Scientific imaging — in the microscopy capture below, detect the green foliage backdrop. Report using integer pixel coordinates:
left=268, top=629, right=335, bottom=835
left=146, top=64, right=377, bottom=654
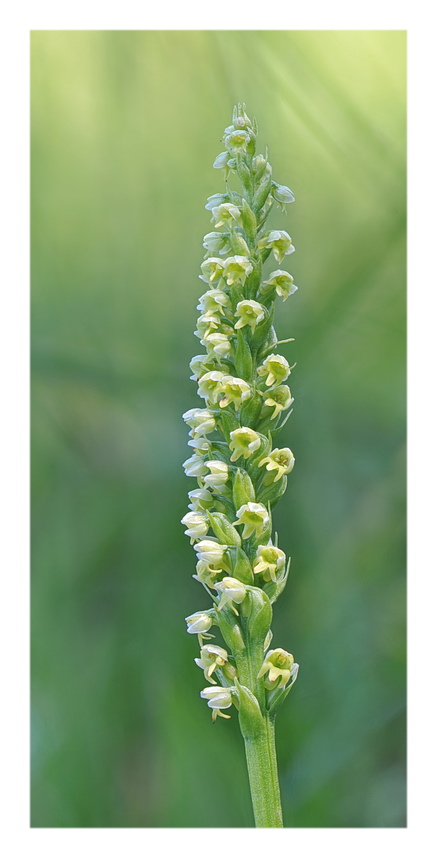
left=31, top=30, right=406, bottom=827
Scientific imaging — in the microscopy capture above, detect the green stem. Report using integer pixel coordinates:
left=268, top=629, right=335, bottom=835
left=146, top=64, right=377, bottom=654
left=235, top=637, right=284, bottom=827
left=242, top=715, right=283, bottom=827
left=266, top=714, right=283, bottom=818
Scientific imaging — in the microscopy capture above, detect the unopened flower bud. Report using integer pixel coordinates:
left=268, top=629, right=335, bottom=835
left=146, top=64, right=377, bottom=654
left=272, top=183, right=295, bottom=204
left=225, top=545, right=254, bottom=585
left=252, top=154, right=268, bottom=178
left=213, top=151, right=231, bottom=169
left=232, top=468, right=256, bottom=509
left=208, top=512, right=241, bottom=547
left=203, top=232, right=231, bottom=256
left=205, top=192, right=229, bottom=211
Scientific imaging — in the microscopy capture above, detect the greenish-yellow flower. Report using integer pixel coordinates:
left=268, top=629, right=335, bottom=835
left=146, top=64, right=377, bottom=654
left=261, top=270, right=297, bottom=302
left=257, top=648, right=296, bottom=689
left=253, top=544, right=286, bottom=582
left=259, top=447, right=295, bottom=482
left=257, top=354, right=291, bottom=387
left=229, top=427, right=261, bottom=462
left=223, top=256, right=253, bottom=286
left=235, top=299, right=266, bottom=334
left=233, top=502, right=269, bottom=539
left=257, top=229, right=295, bottom=263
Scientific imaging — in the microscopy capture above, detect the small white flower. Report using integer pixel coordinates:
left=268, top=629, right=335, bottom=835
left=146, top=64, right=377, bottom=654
left=199, top=259, right=226, bottom=285
left=197, top=371, right=228, bottom=403
left=195, top=312, right=222, bottom=340
left=205, top=193, right=229, bottom=211
left=182, top=454, right=208, bottom=478
left=215, top=576, right=247, bottom=613
left=194, top=558, right=224, bottom=588
left=261, top=270, right=297, bottom=302
left=203, top=331, right=233, bottom=358
left=213, top=151, right=231, bottom=169
left=181, top=511, right=210, bottom=539
left=212, top=203, right=242, bottom=228
left=182, top=408, right=216, bottom=437
left=189, top=354, right=215, bottom=381
left=188, top=488, right=214, bottom=511
left=204, top=460, right=229, bottom=489
left=235, top=300, right=266, bottom=334
left=257, top=230, right=295, bottom=263
left=197, top=289, right=230, bottom=315
left=194, top=539, right=227, bottom=566
left=195, top=644, right=229, bottom=683
left=187, top=437, right=209, bottom=454
left=185, top=611, right=214, bottom=634
left=200, top=685, right=235, bottom=721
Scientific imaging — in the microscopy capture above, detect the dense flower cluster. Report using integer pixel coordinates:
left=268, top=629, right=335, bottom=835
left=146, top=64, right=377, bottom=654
left=182, top=104, right=299, bottom=723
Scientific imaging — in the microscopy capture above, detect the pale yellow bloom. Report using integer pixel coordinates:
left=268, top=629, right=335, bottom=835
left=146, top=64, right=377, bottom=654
left=259, top=448, right=295, bottom=482
left=235, top=300, right=266, bottom=334
left=233, top=502, right=269, bottom=539
left=257, top=648, right=295, bottom=689
left=229, top=427, right=261, bottom=462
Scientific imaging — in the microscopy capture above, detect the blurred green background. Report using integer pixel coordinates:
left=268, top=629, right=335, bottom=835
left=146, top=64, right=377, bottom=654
left=31, top=30, right=406, bottom=827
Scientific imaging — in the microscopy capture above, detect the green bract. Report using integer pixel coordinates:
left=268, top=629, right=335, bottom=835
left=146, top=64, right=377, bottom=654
left=181, top=103, right=301, bottom=828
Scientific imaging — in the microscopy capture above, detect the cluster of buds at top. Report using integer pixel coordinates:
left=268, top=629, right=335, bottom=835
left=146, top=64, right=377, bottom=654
left=182, top=104, right=299, bottom=725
